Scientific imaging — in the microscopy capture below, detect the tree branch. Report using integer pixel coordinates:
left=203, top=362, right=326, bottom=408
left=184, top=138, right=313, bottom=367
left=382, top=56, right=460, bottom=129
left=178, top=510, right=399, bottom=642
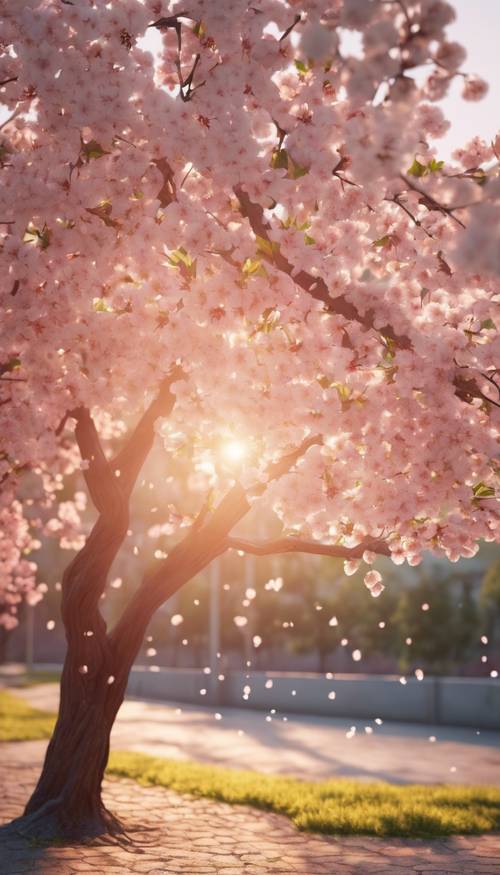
left=111, top=425, right=329, bottom=666
left=109, top=482, right=251, bottom=669
left=234, top=185, right=412, bottom=350
left=225, top=534, right=391, bottom=558
left=61, top=373, right=182, bottom=643
left=69, top=367, right=183, bottom=512
left=111, top=368, right=182, bottom=498
left=250, top=434, right=323, bottom=496
left=279, top=14, right=301, bottom=42
left=71, top=407, right=122, bottom=517
left=386, top=194, right=434, bottom=238
left=399, top=175, right=466, bottom=229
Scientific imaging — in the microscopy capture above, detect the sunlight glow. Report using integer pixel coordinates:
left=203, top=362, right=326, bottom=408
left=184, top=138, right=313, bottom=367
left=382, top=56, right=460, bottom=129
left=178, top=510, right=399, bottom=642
left=221, top=439, right=247, bottom=464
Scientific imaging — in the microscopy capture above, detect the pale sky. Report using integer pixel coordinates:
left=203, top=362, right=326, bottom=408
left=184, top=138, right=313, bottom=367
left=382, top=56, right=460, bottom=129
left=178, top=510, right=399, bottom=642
left=439, top=0, right=500, bottom=157
left=1, top=2, right=496, bottom=158
left=138, top=1, right=499, bottom=160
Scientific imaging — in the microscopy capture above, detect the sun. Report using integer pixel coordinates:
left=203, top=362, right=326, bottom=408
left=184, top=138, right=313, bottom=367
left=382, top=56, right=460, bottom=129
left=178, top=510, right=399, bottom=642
left=221, top=439, right=247, bottom=464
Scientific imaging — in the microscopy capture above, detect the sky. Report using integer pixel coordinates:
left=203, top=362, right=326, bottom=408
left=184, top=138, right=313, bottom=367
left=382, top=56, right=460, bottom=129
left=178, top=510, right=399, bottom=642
left=138, top=0, right=499, bottom=159
left=439, top=0, right=500, bottom=157
left=1, top=2, right=497, bottom=158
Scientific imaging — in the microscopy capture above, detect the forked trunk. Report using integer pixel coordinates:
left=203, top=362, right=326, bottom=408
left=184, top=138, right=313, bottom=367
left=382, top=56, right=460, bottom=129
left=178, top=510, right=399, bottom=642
left=1, top=391, right=310, bottom=844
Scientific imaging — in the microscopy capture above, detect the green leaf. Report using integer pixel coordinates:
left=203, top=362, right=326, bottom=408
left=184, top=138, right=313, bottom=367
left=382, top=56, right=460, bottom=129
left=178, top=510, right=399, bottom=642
left=294, top=59, right=310, bottom=74
left=0, top=357, right=21, bottom=376
left=166, top=247, right=197, bottom=278
left=92, top=297, right=114, bottom=313
left=271, top=148, right=289, bottom=170
left=468, top=168, right=487, bottom=186
left=271, top=148, right=308, bottom=178
left=333, top=383, right=351, bottom=403
left=242, top=257, right=267, bottom=278
left=249, top=307, right=280, bottom=338
left=255, top=235, right=279, bottom=257
left=427, top=158, right=445, bottom=173
left=81, top=139, right=109, bottom=162
left=480, top=318, right=496, bottom=331
left=86, top=201, right=120, bottom=229
left=23, top=223, right=51, bottom=250
left=472, top=482, right=495, bottom=499
left=287, top=156, right=309, bottom=179
left=407, top=157, right=444, bottom=177
left=281, top=216, right=311, bottom=231
left=372, top=234, right=393, bottom=249
left=304, top=233, right=315, bottom=245
left=192, top=20, right=205, bottom=38
left=407, top=158, right=427, bottom=178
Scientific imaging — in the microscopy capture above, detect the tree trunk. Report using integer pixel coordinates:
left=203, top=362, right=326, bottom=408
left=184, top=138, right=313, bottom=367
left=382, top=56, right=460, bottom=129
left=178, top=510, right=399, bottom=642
left=8, top=631, right=130, bottom=842
left=1, top=391, right=327, bottom=844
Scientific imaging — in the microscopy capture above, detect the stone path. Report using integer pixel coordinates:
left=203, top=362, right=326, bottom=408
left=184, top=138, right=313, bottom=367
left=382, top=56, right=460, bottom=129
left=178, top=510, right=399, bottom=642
left=14, top=684, right=500, bottom=786
left=1, top=742, right=500, bottom=874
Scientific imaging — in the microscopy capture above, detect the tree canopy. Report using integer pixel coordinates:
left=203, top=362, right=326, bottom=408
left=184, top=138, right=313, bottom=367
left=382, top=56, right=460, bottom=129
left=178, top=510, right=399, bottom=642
left=1, top=0, right=499, bottom=630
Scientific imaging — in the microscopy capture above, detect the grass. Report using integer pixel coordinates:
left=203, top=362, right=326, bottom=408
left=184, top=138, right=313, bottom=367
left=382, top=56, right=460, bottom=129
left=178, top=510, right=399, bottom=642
left=107, top=750, right=500, bottom=838
left=1, top=690, right=500, bottom=838
left=0, top=689, right=55, bottom=741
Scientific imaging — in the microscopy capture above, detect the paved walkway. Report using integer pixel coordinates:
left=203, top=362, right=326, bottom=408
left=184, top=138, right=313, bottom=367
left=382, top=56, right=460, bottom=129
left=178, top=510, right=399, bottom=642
left=14, top=684, right=500, bottom=785
left=1, top=742, right=500, bottom=874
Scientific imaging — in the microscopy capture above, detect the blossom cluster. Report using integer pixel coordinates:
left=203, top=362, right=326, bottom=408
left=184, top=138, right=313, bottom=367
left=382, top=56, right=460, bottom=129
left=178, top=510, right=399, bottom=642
left=0, top=498, right=43, bottom=629
left=0, top=0, right=498, bottom=615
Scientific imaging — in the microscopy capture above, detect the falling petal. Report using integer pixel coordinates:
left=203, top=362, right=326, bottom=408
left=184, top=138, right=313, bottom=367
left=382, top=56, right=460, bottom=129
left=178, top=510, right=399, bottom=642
left=171, top=614, right=183, bottom=626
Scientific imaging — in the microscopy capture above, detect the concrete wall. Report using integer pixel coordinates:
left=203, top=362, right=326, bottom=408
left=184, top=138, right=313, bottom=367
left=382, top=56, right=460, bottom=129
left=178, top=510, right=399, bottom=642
left=122, top=666, right=500, bottom=730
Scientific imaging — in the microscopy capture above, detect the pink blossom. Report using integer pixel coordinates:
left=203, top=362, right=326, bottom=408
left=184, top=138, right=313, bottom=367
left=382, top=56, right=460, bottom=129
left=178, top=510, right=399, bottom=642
left=461, top=75, right=489, bottom=102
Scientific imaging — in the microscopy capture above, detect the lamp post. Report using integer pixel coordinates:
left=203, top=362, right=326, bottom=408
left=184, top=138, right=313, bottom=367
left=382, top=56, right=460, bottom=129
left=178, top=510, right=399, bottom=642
left=208, top=557, right=221, bottom=705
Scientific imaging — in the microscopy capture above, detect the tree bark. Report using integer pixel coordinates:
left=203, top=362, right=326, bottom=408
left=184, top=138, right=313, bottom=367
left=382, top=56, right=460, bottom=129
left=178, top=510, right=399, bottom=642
left=19, top=658, right=126, bottom=840
left=11, top=532, right=133, bottom=841
left=3, top=385, right=180, bottom=842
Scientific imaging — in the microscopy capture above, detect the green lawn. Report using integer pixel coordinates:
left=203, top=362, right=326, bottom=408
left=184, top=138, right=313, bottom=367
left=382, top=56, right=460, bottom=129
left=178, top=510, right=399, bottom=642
left=108, top=751, right=500, bottom=838
left=0, top=689, right=55, bottom=741
left=2, top=689, right=500, bottom=838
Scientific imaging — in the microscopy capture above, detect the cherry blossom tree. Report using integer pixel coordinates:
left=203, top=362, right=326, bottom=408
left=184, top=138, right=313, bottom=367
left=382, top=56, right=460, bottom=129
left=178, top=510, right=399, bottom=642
left=0, top=0, right=498, bottom=842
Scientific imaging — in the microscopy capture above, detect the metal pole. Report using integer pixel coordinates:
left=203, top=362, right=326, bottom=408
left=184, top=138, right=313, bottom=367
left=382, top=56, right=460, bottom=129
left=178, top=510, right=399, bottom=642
left=244, top=554, right=255, bottom=665
left=208, top=558, right=221, bottom=705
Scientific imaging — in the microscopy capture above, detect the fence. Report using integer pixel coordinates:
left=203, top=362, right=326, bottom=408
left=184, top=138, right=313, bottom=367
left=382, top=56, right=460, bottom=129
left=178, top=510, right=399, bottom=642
left=123, top=666, right=500, bottom=730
